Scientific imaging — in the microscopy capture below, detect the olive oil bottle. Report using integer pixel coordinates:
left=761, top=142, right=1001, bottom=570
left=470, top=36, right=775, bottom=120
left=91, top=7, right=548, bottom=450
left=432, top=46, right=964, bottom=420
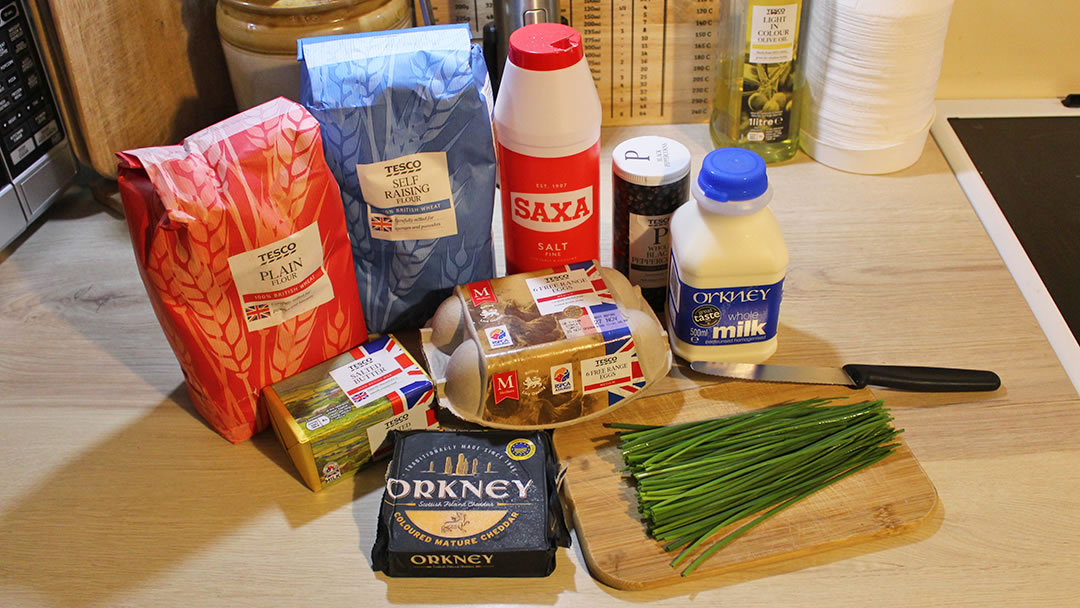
left=710, top=0, right=803, bottom=163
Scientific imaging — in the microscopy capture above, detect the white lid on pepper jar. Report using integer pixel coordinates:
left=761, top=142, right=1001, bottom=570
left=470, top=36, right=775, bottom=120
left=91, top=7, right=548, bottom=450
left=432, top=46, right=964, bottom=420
left=612, top=136, right=692, bottom=187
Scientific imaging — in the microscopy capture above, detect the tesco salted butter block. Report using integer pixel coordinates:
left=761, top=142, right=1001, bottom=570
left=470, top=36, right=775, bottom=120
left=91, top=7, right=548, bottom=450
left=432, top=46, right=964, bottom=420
left=422, top=261, right=672, bottom=429
left=264, top=335, right=437, bottom=491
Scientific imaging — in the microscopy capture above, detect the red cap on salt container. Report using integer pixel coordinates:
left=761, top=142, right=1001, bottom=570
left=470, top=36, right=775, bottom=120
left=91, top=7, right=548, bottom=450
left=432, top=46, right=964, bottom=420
left=507, top=23, right=583, bottom=72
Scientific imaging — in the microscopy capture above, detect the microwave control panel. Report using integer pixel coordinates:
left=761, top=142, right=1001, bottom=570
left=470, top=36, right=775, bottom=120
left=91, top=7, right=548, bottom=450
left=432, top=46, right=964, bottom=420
left=0, top=0, right=76, bottom=251
left=0, top=0, right=64, bottom=178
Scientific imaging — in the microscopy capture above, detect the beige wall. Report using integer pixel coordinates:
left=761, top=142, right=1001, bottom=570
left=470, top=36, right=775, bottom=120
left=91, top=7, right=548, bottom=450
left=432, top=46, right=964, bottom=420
left=938, top=0, right=1080, bottom=98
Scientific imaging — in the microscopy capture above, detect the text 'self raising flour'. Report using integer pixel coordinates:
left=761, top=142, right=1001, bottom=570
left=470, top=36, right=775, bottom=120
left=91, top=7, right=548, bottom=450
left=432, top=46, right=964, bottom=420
left=494, top=23, right=602, bottom=274
left=668, top=148, right=789, bottom=364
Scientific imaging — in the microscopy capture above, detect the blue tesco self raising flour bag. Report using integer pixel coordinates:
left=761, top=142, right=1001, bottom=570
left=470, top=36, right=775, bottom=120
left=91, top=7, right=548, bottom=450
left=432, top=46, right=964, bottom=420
left=299, top=24, right=497, bottom=333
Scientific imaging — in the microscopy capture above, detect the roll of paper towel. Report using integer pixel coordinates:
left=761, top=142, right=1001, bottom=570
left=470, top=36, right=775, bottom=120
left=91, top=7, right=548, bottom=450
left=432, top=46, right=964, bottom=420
left=799, top=0, right=956, bottom=174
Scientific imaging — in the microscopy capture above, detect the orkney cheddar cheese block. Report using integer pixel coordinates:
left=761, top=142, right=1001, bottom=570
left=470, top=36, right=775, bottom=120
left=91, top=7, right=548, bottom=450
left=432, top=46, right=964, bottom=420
left=371, top=430, right=570, bottom=577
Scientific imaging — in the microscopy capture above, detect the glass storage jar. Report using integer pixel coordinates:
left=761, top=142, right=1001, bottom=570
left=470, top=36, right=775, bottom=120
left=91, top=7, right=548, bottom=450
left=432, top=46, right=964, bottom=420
left=217, top=0, right=413, bottom=110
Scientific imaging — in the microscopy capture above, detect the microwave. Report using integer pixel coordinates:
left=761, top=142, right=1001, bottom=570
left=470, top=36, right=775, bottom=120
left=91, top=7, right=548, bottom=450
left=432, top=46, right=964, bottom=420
left=0, top=0, right=76, bottom=251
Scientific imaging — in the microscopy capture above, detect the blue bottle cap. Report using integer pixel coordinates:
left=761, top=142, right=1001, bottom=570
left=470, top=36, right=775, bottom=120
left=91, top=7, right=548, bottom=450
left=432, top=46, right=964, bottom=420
left=697, top=148, right=768, bottom=202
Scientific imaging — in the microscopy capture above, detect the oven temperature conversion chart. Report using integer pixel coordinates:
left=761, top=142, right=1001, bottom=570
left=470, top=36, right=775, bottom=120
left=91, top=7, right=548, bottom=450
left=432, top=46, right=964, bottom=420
left=417, top=0, right=720, bottom=125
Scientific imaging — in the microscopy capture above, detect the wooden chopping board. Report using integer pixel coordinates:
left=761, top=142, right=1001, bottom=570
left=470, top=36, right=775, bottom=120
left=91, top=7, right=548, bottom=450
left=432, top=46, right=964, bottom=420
left=552, top=379, right=939, bottom=590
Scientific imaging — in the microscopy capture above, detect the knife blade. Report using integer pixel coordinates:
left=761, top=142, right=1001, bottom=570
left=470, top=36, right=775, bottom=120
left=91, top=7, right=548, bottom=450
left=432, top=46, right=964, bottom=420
left=689, top=361, right=1001, bottom=392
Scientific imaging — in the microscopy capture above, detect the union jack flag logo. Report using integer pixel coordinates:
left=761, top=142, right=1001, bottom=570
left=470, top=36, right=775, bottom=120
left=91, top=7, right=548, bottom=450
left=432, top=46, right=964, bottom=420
left=370, top=214, right=393, bottom=232
left=245, top=303, right=271, bottom=322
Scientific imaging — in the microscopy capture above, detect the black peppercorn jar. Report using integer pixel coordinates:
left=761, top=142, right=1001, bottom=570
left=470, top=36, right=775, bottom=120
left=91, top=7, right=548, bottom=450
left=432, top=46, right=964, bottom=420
left=612, top=136, right=691, bottom=314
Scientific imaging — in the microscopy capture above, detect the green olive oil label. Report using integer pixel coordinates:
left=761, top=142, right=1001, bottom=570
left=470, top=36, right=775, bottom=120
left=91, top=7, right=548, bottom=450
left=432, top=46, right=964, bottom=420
left=743, top=3, right=800, bottom=144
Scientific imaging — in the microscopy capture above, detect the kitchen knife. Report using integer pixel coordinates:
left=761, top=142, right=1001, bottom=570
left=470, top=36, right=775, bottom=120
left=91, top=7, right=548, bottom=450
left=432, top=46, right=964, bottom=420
left=689, top=361, right=1001, bottom=392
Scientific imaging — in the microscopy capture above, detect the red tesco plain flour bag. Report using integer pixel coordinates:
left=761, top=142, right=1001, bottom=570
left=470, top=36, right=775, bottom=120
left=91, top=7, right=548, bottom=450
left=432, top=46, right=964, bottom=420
left=117, top=98, right=367, bottom=443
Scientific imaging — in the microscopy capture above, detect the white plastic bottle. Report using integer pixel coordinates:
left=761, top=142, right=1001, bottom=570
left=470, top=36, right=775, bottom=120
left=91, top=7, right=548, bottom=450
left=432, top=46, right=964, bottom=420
left=494, top=23, right=602, bottom=274
left=667, top=147, right=788, bottom=363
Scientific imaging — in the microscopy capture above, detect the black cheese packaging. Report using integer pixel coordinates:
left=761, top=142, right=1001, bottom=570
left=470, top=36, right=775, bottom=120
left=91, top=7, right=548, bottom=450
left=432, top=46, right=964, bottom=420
left=422, top=261, right=672, bottom=428
left=371, top=430, right=570, bottom=577
left=264, top=335, right=437, bottom=492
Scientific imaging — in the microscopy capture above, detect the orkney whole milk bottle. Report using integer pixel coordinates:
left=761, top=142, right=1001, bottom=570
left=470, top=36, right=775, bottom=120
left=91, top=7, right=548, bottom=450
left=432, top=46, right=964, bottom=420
left=495, top=23, right=602, bottom=273
left=668, top=147, right=788, bottom=363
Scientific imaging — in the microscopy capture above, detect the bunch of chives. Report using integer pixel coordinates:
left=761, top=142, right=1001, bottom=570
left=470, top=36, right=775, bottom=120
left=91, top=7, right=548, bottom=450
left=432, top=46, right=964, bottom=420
left=607, top=398, right=902, bottom=576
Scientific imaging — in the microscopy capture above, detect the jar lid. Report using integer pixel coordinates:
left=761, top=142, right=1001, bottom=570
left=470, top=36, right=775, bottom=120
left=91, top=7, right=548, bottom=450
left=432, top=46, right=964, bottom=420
left=507, top=23, right=583, bottom=72
left=612, top=136, right=692, bottom=187
left=697, top=148, right=768, bottom=202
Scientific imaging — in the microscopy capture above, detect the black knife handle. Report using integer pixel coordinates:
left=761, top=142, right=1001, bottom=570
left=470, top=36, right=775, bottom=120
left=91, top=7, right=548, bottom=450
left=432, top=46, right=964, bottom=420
left=842, top=364, right=1001, bottom=392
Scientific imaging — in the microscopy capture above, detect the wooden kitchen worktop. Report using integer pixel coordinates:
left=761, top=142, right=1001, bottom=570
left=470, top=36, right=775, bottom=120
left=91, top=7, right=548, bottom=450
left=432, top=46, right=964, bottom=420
left=1, top=125, right=1077, bottom=607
